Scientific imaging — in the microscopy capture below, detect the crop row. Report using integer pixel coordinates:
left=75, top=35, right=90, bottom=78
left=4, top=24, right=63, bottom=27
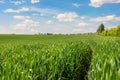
left=0, top=41, right=92, bottom=80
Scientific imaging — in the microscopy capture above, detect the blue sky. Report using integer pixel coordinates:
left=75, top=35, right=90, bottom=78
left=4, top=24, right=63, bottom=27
left=0, top=0, right=120, bottom=34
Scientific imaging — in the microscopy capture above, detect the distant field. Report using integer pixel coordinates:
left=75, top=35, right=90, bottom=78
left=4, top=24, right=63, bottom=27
left=0, top=34, right=120, bottom=80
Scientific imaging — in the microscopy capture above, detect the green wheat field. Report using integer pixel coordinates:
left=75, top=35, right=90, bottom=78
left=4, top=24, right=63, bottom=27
left=0, top=34, right=120, bottom=80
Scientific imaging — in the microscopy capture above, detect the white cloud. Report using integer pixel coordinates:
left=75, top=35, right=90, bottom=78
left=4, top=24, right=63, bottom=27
left=46, top=20, right=53, bottom=24
left=30, top=28, right=37, bottom=32
left=55, top=12, right=78, bottom=22
left=77, top=22, right=88, bottom=27
left=40, top=13, right=44, bottom=16
left=32, top=13, right=44, bottom=16
left=32, top=13, right=39, bottom=16
left=89, top=0, right=120, bottom=7
left=4, top=7, right=29, bottom=13
left=31, top=0, right=40, bottom=4
left=13, top=15, right=30, bottom=20
left=73, top=3, right=80, bottom=7
left=71, top=21, right=95, bottom=33
left=90, top=15, right=120, bottom=22
left=72, top=28, right=96, bottom=33
left=73, top=28, right=87, bottom=33
left=10, top=1, right=23, bottom=5
left=13, top=19, right=39, bottom=31
left=73, top=24, right=96, bottom=33
left=4, top=7, right=59, bottom=16
left=30, top=7, right=60, bottom=15
left=80, top=16, right=86, bottom=19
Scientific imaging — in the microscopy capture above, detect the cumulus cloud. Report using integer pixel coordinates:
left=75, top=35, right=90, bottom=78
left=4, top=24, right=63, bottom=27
left=77, top=22, right=88, bottom=27
left=13, top=15, right=30, bottom=20
left=55, top=12, right=78, bottom=22
left=46, top=20, right=53, bottom=24
left=73, top=3, right=80, bottom=7
left=13, top=19, right=39, bottom=31
left=89, top=0, right=120, bottom=7
left=4, top=7, right=29, bottom=13
left=31, top=0, right=40, bottom=4
left=90, top=15, right=120, bottom=22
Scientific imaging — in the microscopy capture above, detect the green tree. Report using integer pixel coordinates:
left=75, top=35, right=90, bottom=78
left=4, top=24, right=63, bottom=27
left=96, top=24, right=105, bottom=34
left=101, top=25, right=120, bottom=36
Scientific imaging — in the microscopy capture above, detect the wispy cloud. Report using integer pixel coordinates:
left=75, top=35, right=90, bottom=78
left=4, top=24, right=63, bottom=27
left=32, top=13, right=44, bottom=16
left=73, top=23, right=96, bottom=33
left=30, top=7, right=60, bottom=15
left=90, top=15, right=120, bottom=23
left=10, top=1, right=23, bottom=5
left=13, top=15, right=30, bottom=20
left=89, top=0, right=120, bottom=7
left=31, top=0, right=40, bottom=4
left=46, top=20, right=53, bottom=24
left=1, top=0, right=40, bottom=4
left=72, top=3, right=80, bottom=8
left=4, top=7, right=30, bottom=13
left=4, top=7, right=61, bottom=16
left=72, top=28, right=96, bottom=33
left=77, top=22, right=88, bottom=27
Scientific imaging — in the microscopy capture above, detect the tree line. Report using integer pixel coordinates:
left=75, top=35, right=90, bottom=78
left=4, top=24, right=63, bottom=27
left=96, top=24, right=120, bottom=37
